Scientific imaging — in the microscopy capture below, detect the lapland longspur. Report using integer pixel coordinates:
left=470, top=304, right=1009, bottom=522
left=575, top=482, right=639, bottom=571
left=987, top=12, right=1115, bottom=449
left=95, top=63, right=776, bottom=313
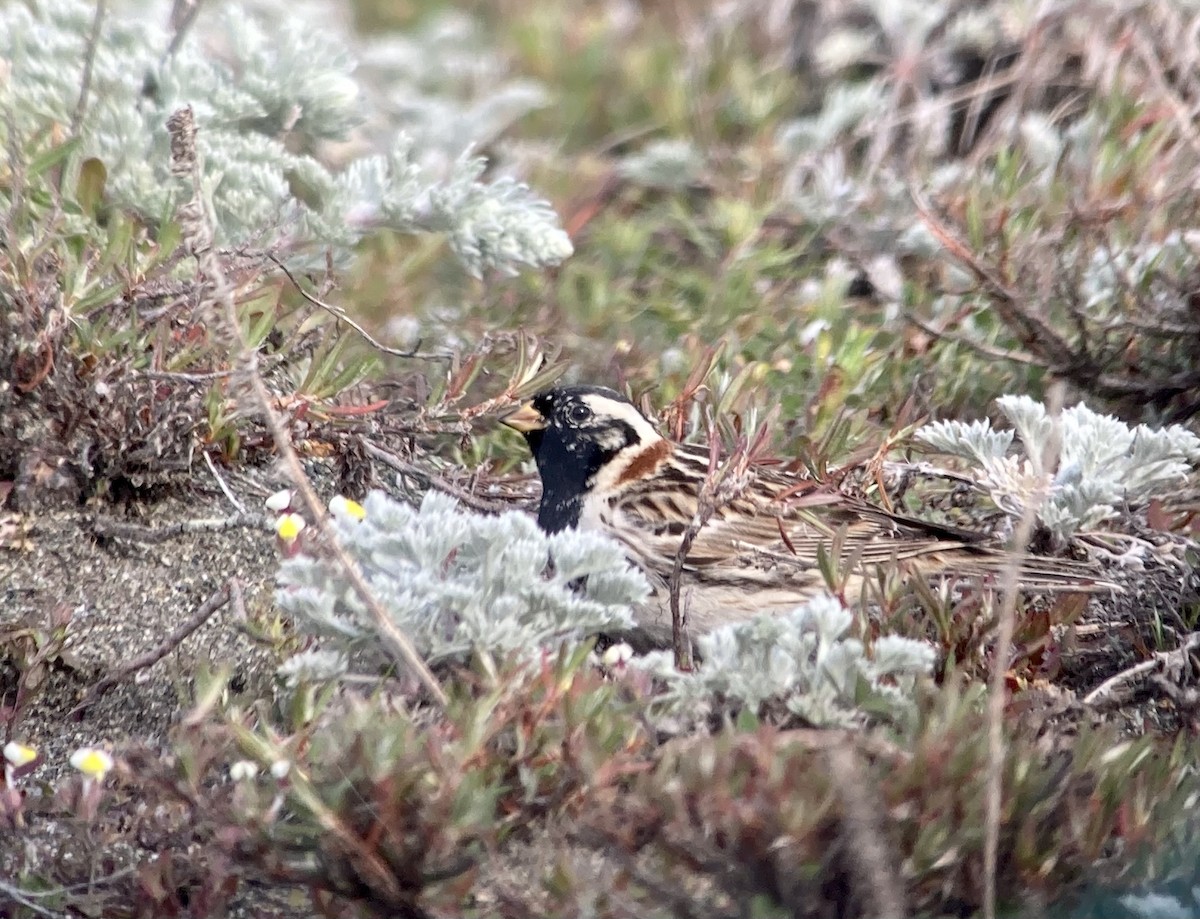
left=503, top=384, right=1109, bottom=645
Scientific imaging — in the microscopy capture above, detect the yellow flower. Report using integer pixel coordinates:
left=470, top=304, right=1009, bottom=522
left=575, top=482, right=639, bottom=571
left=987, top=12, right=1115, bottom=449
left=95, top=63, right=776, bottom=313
left=329, top=495, right=366, bottom=521
left=69, top=747, right=114, bottom=781
left=275, top=513, right=307, bottom=543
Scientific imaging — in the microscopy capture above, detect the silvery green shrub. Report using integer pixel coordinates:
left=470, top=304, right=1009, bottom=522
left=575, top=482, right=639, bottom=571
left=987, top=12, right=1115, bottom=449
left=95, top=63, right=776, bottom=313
left=0, top=0, right=572, bottom=276
left=634, top=593, right=935, bottom=729
left=917, top=395, right=1200, bottom=541
left=276, top=491, right=645, bottom=667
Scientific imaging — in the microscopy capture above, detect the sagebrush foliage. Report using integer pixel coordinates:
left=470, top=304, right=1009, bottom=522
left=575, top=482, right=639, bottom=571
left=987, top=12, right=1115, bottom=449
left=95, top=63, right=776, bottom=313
left=4, top=1, right=1200, bottom=916
left=0, top=0, right=572, bottom=276
left=636, top=592, right=935, bottom=729
left=917, top=395, right=1200, bottom=540
left=0, top=0, right=576, bottom=499
left=276, top=491, right=645, bottom=667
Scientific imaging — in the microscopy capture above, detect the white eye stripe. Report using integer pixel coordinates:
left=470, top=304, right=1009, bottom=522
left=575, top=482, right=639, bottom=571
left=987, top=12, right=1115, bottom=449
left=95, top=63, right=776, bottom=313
left=579, top=394, right=660, bottom=444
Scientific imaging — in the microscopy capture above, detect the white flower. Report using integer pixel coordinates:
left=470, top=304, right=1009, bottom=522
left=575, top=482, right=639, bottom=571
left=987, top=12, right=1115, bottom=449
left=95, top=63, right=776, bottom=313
left=270, top=759, right=292, bottom=780
left=601, top=642, right=634, bottom=668
left=266, top=489, right=294, bottom=512
left=3, top=742, right=36, bottom=768
left=229, top=760, right=260, bottom=782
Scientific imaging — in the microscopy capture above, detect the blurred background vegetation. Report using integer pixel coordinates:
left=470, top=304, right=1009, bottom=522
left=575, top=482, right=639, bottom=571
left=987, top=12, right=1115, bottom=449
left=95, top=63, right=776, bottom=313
left=342, top=0, right=1200, bottom=476
left=6, top=0, right=1199, bottom=481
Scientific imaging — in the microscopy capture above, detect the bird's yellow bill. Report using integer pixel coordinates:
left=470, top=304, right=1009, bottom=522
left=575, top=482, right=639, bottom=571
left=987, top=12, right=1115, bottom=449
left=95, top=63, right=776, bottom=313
left=501, top=401, right=547, bottom=433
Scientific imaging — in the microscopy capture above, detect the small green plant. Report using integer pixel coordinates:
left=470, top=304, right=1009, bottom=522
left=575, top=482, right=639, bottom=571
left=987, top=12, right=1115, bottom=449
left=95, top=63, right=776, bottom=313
left=0, top=0, right=574, bottom=496
left=223, top=649, right=649, bottom=915
left=580, top=681, right=1200, bottom=919
left=0, top=605, right=74, bottom=740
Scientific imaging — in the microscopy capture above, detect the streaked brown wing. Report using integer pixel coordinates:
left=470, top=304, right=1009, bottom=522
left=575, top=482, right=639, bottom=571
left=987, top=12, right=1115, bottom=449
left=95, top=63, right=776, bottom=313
left=614, top=459, right=976, bottom=579
left=610, top=447, right=1108, bottom=592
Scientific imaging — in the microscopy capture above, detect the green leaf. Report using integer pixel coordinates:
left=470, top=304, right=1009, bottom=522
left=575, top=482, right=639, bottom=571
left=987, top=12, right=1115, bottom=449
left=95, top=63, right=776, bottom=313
left=735, top=706, right=760, bottom=732
left=76, top=157, right=107, bottom=219
left=95, top=212, right=135, bottom=276
left=27, top=136, right=82, bottom=179
left=240, top=295, right=279, bottom=349
left=148, top=220, right=183, bottom=269
left=72, top=282, right=125, bottom=313
left=316, top=353, right=377, bottom=399
left=298, top=333, right=359, bottom=398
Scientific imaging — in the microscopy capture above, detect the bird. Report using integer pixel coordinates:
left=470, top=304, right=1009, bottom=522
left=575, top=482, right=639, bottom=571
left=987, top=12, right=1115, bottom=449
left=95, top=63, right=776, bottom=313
left=502, top=384, right=1111, bottom=646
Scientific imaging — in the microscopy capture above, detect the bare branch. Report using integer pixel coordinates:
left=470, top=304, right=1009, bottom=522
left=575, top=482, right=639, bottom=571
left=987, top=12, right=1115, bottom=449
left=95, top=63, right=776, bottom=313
left=826, top=745, right=905, bottom=919
left=667, top=412, right=771, bottom=668
left=163, top=0, right=206, bottom=61
left=70, top=0, right=107, bottom=139
left=912, top=190, right=1079, bottom=367
left=91, top=512, right=265, bottom=543
left=904, top=311, right=1042, bottom=366
left=1130, top=23, right=1200, bottom=158
left=364, top=441, right=528, bottom=514
left=203, top=449, right=247, bottom=514
left=71, top=582, right=232, bottom=716
left=268, top=254, right=452, bottom=363
left=982, top=382, right=1063, bottom=919
left=1083, top=631, right=1200, bottom=705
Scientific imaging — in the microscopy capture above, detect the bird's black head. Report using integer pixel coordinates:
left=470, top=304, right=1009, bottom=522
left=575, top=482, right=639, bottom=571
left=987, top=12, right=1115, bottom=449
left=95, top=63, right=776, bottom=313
left=501, top=385, right=662, bottom=532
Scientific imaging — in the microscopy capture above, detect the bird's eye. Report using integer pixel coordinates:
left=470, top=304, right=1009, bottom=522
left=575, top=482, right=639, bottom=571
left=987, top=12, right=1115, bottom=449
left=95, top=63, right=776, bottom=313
left=567, top=403, right=592, bottom=424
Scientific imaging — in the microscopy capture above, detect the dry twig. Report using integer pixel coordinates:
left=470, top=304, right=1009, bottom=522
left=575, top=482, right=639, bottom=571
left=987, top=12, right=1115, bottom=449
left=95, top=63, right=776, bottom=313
left=912, top=190, right=1076, bottom=366
left=164, top=0, right=207, bottom=60
left=363, top=442, right=525, bottom=514
left=203, top=449, right=248, bottom=514
left=71, top=582, right=233, bottom=716
left=268, top=254, right=452, bottom=363
left=91, top=512, right=265, bottom=543
left=912, top=190, right=1200, bottom=409
left=982, top=383, right=1063, bottom=919
left=826, top=745, right=905, bottom=919
left=904, top=310, right=1042, bottom=366
left=667, top=414, right=772, bottom=669
left=1083, top=631, right=1200, bottom=705
left=70, top=0, right=106, bottom=139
